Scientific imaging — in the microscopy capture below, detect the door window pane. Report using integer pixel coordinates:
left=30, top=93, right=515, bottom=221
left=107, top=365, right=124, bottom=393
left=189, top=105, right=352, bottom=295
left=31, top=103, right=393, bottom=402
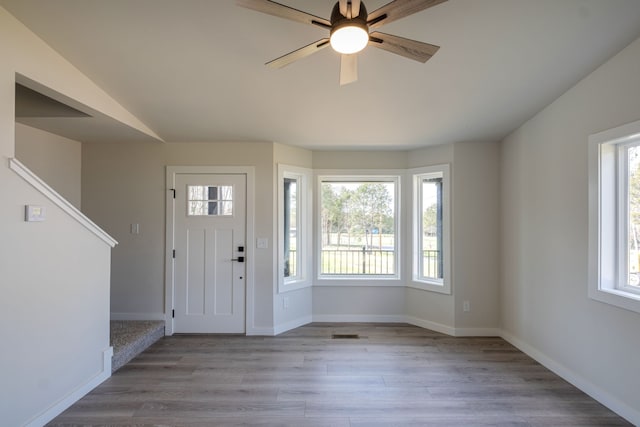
left=187, top=185, right=233, bottom=216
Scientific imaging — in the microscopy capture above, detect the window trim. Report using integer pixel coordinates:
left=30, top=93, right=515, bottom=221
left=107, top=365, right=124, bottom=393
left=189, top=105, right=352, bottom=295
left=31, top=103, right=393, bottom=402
left=315, top=171, right=402, bottom=285
left=588, top=119, right=640, bottom=314
left=277, top=164, right=312, bottom=293
left=409, top=164, right=451, bottom=294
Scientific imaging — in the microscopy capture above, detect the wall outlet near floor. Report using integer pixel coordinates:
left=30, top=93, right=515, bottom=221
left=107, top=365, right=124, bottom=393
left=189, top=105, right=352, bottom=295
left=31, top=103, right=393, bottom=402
left=463, top=300, right=470, bottom=312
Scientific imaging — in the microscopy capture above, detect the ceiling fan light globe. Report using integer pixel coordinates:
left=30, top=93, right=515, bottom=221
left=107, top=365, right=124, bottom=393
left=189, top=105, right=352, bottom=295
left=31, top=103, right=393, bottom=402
left=330, top=26, right=369, bottom=54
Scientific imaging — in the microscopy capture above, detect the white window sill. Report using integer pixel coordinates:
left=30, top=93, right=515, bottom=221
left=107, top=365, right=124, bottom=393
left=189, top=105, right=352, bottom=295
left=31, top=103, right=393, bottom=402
left=407, top=280, right=451, bottom=295
left=588, top=286, right=640, bottom=314
left=279, top=279, right=312, bottom=293
left=314, top=277, right=403, bottom=287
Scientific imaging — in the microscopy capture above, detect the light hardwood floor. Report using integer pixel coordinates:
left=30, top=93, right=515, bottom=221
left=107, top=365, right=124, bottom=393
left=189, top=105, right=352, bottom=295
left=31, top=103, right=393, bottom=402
left=47, top=323, right=631, bottom=426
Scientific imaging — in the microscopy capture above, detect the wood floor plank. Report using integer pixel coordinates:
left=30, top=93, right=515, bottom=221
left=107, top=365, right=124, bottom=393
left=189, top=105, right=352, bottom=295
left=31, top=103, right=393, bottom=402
left=46, top=323, right=632, bottom=426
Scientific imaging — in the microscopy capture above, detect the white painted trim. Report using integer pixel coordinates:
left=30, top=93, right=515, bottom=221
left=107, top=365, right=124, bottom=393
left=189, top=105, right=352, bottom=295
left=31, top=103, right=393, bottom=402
left=500, top=330, right=639, bottom=425
left=452, top=327, right=501, bottom=337
left=25, top=347, right=113, bottom=427
left=246, top=326, right=275, bottom=336
left=9, top=158, right=117, bottom=248
left=588, top=121, right=640, bottom=315
left=277, top=164, right=313, bottom=293
left=308, top=315, right=495, bottom=338
left=408, top=164, right=452, bottom=295
left=274, top=315, right=313, bottom=336
left=165, top=166, right=256, bottom=336
left=312, top=314, right=408, bottom=323
left=314, top=170, right=404, bottom=283
left=404, top=315, right=456, bottom=336
left=110, top=312, right=165, bottom=321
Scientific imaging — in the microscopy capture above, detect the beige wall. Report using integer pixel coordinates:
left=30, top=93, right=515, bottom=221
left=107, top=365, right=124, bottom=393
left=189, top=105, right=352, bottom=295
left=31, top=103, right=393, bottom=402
left=83, top=139, right=502, bottom=335
left=82, top=141, right=276, bottom=330
left=273, top=143, right=314, bottom=331
left=405, top=144, right=456, bottom=329
left=452, top=141, right=500, bottom=330
left=15, top=123, right=82, bottom=207
left=500, top=35, right=640, bottom=421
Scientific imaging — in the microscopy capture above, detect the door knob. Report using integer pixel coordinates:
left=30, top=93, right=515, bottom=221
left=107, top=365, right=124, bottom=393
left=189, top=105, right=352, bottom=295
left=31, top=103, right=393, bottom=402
left=231, top=256, right=245, bottom=262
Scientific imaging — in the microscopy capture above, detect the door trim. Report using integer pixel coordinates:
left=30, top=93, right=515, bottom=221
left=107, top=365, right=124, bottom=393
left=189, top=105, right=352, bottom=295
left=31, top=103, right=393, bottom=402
left=165, top=166, right=255, bottom=336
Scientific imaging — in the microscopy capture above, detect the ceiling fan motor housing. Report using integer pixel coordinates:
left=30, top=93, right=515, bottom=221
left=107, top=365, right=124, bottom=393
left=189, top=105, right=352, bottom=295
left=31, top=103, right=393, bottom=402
left=330, top=1, right=369, bottom=36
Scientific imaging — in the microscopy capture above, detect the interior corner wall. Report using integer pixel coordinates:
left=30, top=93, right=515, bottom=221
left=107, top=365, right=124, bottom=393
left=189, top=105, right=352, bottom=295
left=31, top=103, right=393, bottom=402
left=15, top=122, right=82, bottom=208
left=404, top=144, right=456, bottom=331
left=500, top=35, right=640, bottom=422
left=273, top=143, right=314, bottom=332
left=452, top=141, right=500, bottom=332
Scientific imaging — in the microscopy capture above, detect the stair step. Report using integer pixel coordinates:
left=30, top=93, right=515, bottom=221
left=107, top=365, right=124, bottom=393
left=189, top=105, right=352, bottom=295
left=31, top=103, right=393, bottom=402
left=110, top=320, right=164, bottom=373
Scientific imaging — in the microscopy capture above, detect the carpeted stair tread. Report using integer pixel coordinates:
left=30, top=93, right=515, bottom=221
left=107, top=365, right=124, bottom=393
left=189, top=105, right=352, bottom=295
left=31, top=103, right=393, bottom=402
left=110, top=320, right=164, bottom=373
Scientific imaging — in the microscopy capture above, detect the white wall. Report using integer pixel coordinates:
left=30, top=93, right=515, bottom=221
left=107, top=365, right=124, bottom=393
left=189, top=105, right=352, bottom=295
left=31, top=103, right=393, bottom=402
left=15, top=123, right=82, bottom=208
left=0, top=6, right=152, bottom=426
left=500, top=35, right=640, bottom=422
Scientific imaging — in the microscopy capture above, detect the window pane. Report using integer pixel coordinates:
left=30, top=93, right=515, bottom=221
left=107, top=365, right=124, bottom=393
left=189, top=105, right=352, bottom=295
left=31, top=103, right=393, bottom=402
left=284, top=178, right=298, bottom=278
left=187, top=185, right=233, bottom=216
left=421, top=177, right=443, bottom=280
left=628, top=146, right=640, bottom=289
left=320, top=181, right=395, bottom=276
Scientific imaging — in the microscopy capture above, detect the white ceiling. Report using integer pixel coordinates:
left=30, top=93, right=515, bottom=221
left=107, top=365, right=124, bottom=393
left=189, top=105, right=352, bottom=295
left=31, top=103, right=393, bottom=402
left=3, top=0, right=640, bottom=149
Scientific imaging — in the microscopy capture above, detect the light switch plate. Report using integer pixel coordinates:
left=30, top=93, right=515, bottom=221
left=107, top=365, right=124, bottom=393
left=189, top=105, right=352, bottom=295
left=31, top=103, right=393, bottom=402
left=25, top=205, right=45, bottom=222
left=257, top=238, right=268, bottom=249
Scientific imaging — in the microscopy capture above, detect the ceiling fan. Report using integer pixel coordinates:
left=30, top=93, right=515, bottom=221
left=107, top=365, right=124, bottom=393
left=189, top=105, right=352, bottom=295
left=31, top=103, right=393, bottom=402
left=237, top=0, right=447, bottom=85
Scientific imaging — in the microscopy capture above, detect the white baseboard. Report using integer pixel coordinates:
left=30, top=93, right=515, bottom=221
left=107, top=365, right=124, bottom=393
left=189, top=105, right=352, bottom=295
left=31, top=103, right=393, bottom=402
left=110, top=312, right=165, bottom=321
left=500, top=330, right=639, bottom=425
left=404, top=315, right=456, bottom=336
left=26, top=347, right=113, bottom=427
left=312, top=314, right=408, bottom=323
left=453, top=327, right=501, bottom=337
left=274, top=316, right=313, bottom=335
left=246, top=326, right=275, bottom=336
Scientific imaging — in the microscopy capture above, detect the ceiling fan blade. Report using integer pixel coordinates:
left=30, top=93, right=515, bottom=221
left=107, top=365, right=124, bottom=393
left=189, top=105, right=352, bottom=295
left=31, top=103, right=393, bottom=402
left=266, top=38, right=330, bottom=69
left=352, top=0, right=361, bottom=17
left=340, top=54, right=358, bottom=86
left=367, top=0, right=447, bottom=29
left=339, top=0, right=348, bottom=17
left=236, top=0, right=331, bottom=28
left=369, top=31, right=439, bottom=62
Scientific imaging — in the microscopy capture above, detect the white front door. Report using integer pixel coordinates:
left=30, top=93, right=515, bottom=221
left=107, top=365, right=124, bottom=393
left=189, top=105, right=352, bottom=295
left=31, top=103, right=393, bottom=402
left=173, top=173, right=246, bottom=333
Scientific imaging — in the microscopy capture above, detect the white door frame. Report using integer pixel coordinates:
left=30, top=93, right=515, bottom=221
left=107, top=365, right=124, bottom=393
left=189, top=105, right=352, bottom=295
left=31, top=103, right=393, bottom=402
left=165, top=166, right=255, bottom=336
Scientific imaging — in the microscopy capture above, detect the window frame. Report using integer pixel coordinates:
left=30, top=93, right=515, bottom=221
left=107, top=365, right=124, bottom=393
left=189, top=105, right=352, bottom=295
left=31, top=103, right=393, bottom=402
left=315, top=171, right=402, bottom=285
left=409, top=164, right=451, bottom=294
left=277, top=164, right=312, bottom=293
left=588, top=119, right=640, bottom=314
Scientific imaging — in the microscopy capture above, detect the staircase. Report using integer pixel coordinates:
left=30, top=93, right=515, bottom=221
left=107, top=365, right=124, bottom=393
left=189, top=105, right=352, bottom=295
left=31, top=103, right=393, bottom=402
left=110, top=320, right=165, bottom=372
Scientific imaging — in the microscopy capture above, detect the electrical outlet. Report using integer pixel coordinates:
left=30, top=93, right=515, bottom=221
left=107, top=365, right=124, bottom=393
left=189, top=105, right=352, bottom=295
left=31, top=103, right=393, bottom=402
left=283, top=296, right=290, bottom=309
left=463, top=300, right=470, bottom=312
